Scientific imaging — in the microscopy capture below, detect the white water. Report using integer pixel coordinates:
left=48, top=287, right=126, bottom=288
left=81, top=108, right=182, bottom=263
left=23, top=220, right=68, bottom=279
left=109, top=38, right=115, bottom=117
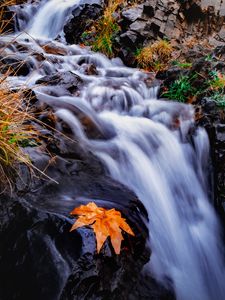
left=2, top=1, right=225, bottom=299
left=25, top=0, right=86, bottom=39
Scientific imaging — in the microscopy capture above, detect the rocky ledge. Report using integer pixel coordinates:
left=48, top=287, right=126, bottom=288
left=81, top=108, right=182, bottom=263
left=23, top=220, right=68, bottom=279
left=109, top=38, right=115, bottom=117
left=63, top=0, right=225, bottom=66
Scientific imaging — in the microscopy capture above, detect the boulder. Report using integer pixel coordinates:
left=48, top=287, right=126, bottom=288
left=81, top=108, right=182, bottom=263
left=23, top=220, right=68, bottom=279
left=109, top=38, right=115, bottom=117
left=0, top=56, right=32, bottom=76
left=36, top=72, right=83, bottom=95
left=121, top=6, right=144, bottom=23
left=0, top=141, right=151, bottom=300
left=64, top=4, right=103, bottom=45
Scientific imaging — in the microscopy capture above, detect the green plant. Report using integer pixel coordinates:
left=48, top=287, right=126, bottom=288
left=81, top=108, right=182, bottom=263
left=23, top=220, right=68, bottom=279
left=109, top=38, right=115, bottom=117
left=211, top=92, right=225, bottom=107
left=172, top=60, right=192, bottom=69
left=209, top=71, right=225, bottom=90
left=205, top=54, right=213, bottom=62
left=91, top=0, right=121, bottom=57
left=207, top=71, right=225, bottom=107
left=162, top=75, right=196, bottom=102
left=136, top=39, right=173, bottom=71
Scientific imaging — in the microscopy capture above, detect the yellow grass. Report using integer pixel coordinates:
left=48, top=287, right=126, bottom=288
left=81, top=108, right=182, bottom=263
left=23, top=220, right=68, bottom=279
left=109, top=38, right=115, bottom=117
left=0, top=0, right=18, bottom=34
left=136, top=39, right=173, bottom=71
left=92, top=0, right=122, bottom=57
left=0, top=81, right=40, bottom=190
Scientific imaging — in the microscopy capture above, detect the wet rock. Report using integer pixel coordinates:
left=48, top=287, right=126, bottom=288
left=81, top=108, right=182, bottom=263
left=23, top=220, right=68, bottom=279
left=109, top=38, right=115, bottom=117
left=196, top=97, right=225, bottom=220
left=42, top=43, right=68, bottom=56
left=118, top=47, right=137, bottom=68
left=0, top=56, right=32, bottom=76
left=78, top=63, right=98, bottom=75
left=64, top=4, right=103, bottom=45
left=0, top=197, right=81, bottom=300
left=128, top=271, right=175, bottom=300
left=36, top=72, right=83, bottom=95
left=0, top=141, right=150, bottom=300
left=0, top=6, right=15, bottom=33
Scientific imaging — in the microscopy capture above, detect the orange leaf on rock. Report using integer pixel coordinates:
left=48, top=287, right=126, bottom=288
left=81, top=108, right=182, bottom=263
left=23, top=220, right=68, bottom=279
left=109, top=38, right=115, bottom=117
left=70, top=202, right=135, bottom=254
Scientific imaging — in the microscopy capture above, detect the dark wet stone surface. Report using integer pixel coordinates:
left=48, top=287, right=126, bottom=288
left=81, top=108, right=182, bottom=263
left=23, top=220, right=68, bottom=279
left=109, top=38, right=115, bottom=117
left=64, top=4, right=103, bottom=45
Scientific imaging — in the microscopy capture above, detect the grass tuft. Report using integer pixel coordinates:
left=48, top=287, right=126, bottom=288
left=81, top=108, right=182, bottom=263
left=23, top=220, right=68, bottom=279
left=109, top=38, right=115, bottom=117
left=90, top=0, right=122, bottom=57
left=136, top=40, right=173, bottom=71
left=0, top=81, right=40, bottom=191
left=162, top=75, right=196, bottom=103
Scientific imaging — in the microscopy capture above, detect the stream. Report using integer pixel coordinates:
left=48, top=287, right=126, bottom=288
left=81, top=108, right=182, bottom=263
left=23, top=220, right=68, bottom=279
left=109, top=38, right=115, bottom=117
left=1, top=0, right=225, bottom=299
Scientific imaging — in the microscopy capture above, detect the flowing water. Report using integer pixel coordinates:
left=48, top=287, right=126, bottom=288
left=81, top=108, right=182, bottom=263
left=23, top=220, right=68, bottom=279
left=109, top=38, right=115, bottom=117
left=2, top=1, right=225, bottom=299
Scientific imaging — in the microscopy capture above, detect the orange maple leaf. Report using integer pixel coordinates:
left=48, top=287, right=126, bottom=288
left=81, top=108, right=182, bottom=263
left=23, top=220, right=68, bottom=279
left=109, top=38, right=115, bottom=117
left=70, top=202, right=135, bottom=254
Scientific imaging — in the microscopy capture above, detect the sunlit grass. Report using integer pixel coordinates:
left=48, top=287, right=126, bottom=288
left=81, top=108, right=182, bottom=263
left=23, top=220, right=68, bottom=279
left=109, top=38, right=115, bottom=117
left=0, top=0, right=18, bottom=34
left=0, top=80, right=40, bottom=190
left=91, top=0, right=122, bottom=57
left=0, top=0, right=41, bottom=191
left=136, top=40, right=173, bottom=71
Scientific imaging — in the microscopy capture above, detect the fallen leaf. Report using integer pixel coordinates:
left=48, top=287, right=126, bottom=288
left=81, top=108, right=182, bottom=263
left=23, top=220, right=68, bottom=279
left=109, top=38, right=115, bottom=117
left=187, top=95, right=197, bottom=104
left=70, top=202, right=135, bottom=254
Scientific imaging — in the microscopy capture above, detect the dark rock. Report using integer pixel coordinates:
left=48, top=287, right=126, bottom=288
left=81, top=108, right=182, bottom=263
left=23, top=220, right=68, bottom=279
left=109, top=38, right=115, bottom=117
left=213, top=45, right=225, bottom=62
left=121, top=6, right=143, bottom=23
left=196, top=97, right=225, bottom=221
left=0, top=56, right=32, bottom=76
left=120, top=30, right=139, bottom=47
left=156, top=67, right=185, bottom=82
left=78, top=63, right=98, bottom=75
left=214, top=61, right=225, bottom=72
left=36, top=72, right=83, bottom=95
left=143, top=3, right=155, bottom=18
left=128, top=271, right=175, bottom=300
left=114, top=0, right=225, bottom=67
left=118, top=47, right=137, bottom=68
left=0, top=6, right=15, bottom=33
left=64, top=4, right=103, bottom=45
left=0, top=197, right=81, bottom=300
left=130, top=20, right=148, bottom=34
left=0, top=139, right=151, bottom=300
left=190, top=57, right=212, bottom=74
left=184, top=48, right=209, bottom=63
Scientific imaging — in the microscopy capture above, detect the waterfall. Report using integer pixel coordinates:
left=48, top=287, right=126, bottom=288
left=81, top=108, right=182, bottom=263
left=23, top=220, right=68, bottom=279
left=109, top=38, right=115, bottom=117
left=26, top=0, right=82, bottom=39
left=23, top=0, right=102, bottom=39
left=95, top=113, right=225, bottom=300
left=1, top=1, right=225, bottom=299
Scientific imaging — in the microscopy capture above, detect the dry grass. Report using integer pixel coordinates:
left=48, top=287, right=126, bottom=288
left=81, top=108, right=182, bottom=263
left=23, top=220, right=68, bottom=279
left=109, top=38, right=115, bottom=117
left=136, top=39, right=173, bottom=71
left=0, top=80, right=40, bottom=191
left=0, top=1, right=62, bottom=192
left=210, top=71, right=225, bottom=90
left=0, top=0, right=18, bottom=34
left=92, top=0, right=122, bottom=57
left=0, top=0, right=42, bottom=192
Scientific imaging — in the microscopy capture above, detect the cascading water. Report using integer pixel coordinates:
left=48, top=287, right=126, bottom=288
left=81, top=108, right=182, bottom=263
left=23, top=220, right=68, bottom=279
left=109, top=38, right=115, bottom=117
left=27, top=0, right=82, bottom=39
left=1, top=0, right=225, bottom=299
left=21, top=0, right=101, bottom=39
